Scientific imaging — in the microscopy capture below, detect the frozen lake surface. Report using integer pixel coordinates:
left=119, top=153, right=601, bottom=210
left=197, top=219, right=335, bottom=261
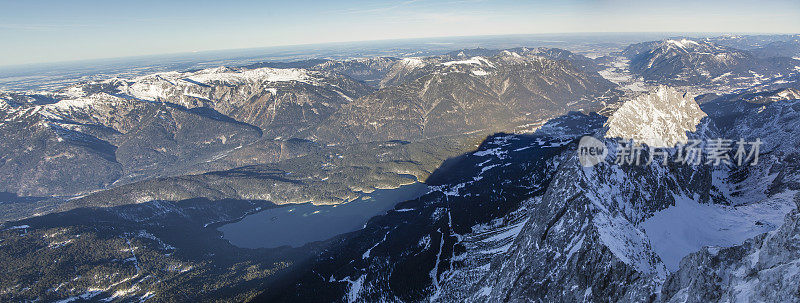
left=218, top=182, right=429, bottom=248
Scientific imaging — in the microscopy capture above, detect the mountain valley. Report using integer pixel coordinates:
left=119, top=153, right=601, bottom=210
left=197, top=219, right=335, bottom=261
left=1, top=33, right=800, bottom=302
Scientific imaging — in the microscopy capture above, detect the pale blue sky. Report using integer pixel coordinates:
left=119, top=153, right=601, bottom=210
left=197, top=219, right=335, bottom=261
left=1, top=0, right=798, bottom=66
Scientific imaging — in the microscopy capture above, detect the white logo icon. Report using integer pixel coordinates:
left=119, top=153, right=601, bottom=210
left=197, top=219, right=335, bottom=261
left=578, top=136, right=607, bottom=167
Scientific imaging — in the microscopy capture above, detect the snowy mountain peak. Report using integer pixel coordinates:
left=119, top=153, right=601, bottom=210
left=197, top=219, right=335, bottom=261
left=186, top=67, right=313, bottom=84
left=398, top=57, right=426, bottom=68
left=658, top=38, right=722, bottom=53
left=440, top=56, right=495, bottom=68
left=605, top=86, right=707, bottom=147
left=665, top=38, right=701, bottom=50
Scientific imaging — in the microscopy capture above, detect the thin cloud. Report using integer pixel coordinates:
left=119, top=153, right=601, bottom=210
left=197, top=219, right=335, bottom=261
left=334, top=0, right=424, bottom=14
left=412, top=12, right=492, bottom=23
left=0, top=23, right=92, bottom=32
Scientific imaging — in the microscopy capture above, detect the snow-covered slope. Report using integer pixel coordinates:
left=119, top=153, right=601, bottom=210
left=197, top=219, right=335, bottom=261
left=605, top=86, right=706, bottom=147
left=438, top=85, right=800, bottom=302
left=661, top=193, right=800, bottom=302
left=61, top=66, right=374, bottom=137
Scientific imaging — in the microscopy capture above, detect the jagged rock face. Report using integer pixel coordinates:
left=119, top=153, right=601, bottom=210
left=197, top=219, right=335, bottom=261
left=317, top=51, right=619, bottom=143
left=477, top=89, right=800, bottom=302
left=605, top=86, right=707, bottom=147
left=440, top=88, right=800, bottom=303
left=624, top=39, right=798, bottom=86
left=468, top=129, right=720, bottom=302
left=477, top=154, right=668, bottom=303
left=661, top=194, right=800, bottom=303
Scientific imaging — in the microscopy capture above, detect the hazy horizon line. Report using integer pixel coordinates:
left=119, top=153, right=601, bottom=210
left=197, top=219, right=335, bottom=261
left=2, top=31, right=797, bottom=69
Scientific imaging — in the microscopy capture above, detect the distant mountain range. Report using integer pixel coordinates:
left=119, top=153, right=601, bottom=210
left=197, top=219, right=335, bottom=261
left=316, top=48, right=619, bottom=143
left=0, top=47, right=617, bottom=203
left=624, top=38, right=800, bottom=86
left=2, top=34, right=800, bottom=303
